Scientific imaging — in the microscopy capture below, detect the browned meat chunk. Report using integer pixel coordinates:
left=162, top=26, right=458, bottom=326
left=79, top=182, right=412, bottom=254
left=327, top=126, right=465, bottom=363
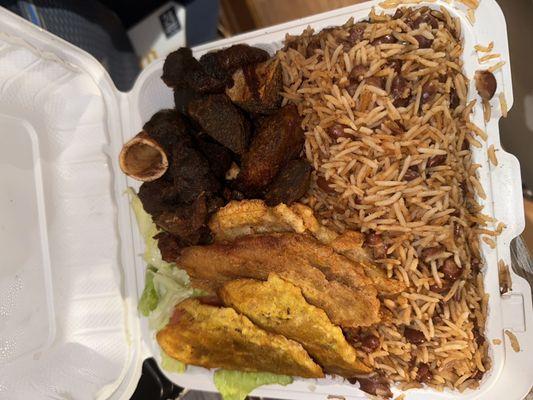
left=170, top=138, right=220, bottom=204
left=199, top=44, right=270, bottom=86
left=155, top=194, right=207, bottom=241
left=138, top=178, right=213, bottom=242
left=162, top=47, right=224, bottom=93
left=155, top=231, right=185, bottom=262
left=226, top=59, right=282, bottom=114
left=187, top=94, right=251, bottom=155
left=264, top=159, right=312, bottom=206
left=173, top=87, right=198, bottom=114
left=194, top=135, right=234, bottom=179
left=138, top=178, right=180, bottom=217
left=236, top=104, right=304, bottom=195
left=138, top=109, right=220, bottom=207
left=143, top=109, right=189, bottom=155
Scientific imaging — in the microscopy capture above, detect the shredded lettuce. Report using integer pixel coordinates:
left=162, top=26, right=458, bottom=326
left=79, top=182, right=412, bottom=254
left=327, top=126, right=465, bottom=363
left=149, top=264, right=194, bottom=330
left=138, top=267, right=158, bottom=317
left=128, top=189, right=194, bottom=328
left=160, top=350, right=186, bottom=374
left=128, top=188, right=172, bottom=270
left=214, top=370, right=292, bottom=400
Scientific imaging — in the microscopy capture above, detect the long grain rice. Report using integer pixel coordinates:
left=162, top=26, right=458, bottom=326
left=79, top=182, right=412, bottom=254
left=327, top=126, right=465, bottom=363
left=488, top=61, right=505, bottom=73
left=279, top=6, right=493, bottom=391
left=478, top=53, right=500, bottom=63
left=488, top=145, right=498, bottom=166
left=499, top=92, right=508, bottom=118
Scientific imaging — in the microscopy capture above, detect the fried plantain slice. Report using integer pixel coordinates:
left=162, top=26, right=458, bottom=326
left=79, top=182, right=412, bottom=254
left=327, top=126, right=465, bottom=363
left=220, top=274, right=372, bottom=376
left=208, top=200, right=405, bottom=295
left=157, top=298, right=323, bottom=378
left=178, top=233, right=380, bottom=327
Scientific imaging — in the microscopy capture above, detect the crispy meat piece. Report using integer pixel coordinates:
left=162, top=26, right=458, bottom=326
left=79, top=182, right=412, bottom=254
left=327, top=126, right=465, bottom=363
left=178, top=233, right=380, bottom=327
left=264, top=159, right=312, bottom=206
left=208, top=200, right=405, bottom=294
left=155, top=232, right=184, bottom=262
left=187, top=94, right=251, bottom=155
left=155, top=193, right=207, bottom=241
left=138, top=179, right=181, bottom=217
left=139, top=182, right=211, bottom=247
left=173, top=87, right=198, bottom=114
left=199, top=44, right=270, bottom=85
left=226, top=59, right=282, bottom=114
left=137, top=113, right=219, bottom=242
left=170, top=138, right=220, bottom=204
left=139, top=109, right=220, bottom=203
left=162, top=47, right=224, bottom=93
left=236, top=104, right=304, bottom=194
left=142, top=109, right=189, bottom=156
left=194, top=134, right=234, bottom=179
left=220, top=274, right=372, bottom=376
left=139, top=110, right=190, bottom=175
left=157, top=298, right=323, bottom=378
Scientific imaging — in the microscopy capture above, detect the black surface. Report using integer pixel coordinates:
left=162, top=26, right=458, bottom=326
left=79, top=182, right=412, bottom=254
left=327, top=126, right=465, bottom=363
left=2, top=0, right=141, bottom=91
left=99, top=0, right=220, bottom=46
left=131, top=358, right=184, bottom=400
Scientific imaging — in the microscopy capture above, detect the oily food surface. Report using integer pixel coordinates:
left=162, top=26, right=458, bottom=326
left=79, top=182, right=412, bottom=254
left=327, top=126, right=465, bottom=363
left=208, top=199, right=405, bottom=295
left=179, top=231, right=381, bottom=328
left=159, top=200, right=380, bottom=379
left=220, top=274, right=372, bottom=376
left=278, top=5, right=491, bottom=392
left=157, top=298, right=324, bottom=378
left=127, top=44, right=314, bottom=258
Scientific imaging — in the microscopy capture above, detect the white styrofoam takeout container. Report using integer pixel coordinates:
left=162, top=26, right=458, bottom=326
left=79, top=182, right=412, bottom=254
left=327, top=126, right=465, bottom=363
left=0, top=0, right=532, bottom=399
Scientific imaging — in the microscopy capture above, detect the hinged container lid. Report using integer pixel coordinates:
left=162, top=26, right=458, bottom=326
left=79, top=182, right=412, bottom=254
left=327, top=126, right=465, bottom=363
left=0, top=7, right=142, bottom=400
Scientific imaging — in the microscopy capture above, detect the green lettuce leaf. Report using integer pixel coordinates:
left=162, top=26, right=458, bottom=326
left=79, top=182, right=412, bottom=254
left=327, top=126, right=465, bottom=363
left=138, top=267, right=158, bottom=317
left=160, top=350, right=186, bottom=374
left=214, top=370, right=293, bottom=400
left=128, top=188, right=172, bottom=270
left=128, top=189, right=194, bottom=327
left=149, top=264, right=194, bottom=331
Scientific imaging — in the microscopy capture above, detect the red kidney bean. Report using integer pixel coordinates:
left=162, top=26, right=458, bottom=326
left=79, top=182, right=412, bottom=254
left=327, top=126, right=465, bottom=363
left=404, top=327, right=426, bottom=344
left=391, top=75, right=408, bottom=100
left=416, top=363, right=433, bottom=383
left=427, top=154, right=447, bottom=168
left=365, top=76, right=384, bottom=88
left=475, top=70, right=497, bottom=100
left=421, top=82, right=437, bottom=104
left=440, top=258, right=461, bottom=281
left=349, top=64, right=368, bottom=82
left=316, top=176, right=335, bottom=193
left=414, top=35, right=433, bottom=49
left=371, top=34, right=396, bottom=45
left=403, top=167, right=420, bottom=181
left=327, top=124, right=350, bottom=139
left=421, top=245, right=444, bottom=261
left=361, top=335, right=380, bottom=353
left=450, top=88, right=460, bottom=109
